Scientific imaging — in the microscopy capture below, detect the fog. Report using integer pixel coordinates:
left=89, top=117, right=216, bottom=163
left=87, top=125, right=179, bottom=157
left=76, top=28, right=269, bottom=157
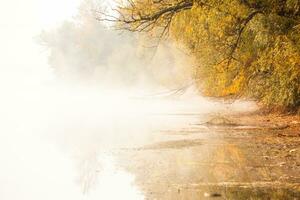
left=0, top=1, right=257, bottom=199
left=38, top=3, right=194, bottom=89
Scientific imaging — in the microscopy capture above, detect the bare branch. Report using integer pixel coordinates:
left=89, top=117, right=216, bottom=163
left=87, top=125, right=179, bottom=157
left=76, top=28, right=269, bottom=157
left=97, top=0, right=193, bottom=33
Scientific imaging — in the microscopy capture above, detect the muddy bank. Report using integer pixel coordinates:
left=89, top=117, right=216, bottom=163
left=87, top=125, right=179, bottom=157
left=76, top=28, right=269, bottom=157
left=229, top=112, right=300, bottom=133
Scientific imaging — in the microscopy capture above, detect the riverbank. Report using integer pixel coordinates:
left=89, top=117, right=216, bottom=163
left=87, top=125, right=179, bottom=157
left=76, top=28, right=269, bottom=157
left=228, top=111, right=300, bottom=137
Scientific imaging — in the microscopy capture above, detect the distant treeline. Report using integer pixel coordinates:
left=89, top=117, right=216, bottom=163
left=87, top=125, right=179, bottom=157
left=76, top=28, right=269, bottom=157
left=39, top=1, right=192, bottom=89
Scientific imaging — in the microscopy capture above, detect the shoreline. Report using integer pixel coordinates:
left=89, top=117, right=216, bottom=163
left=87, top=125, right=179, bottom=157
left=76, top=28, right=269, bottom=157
left=227, top=111, right=300, bottom=137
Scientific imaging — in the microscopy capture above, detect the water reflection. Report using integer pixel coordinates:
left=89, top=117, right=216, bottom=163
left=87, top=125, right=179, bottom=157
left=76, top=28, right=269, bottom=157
left=113, top=114, right=300, bottom=199
left=0, top=86, right=227, bottom=200
left=78, top=152, right=144, bottom=199
left=2, top=86, right=297, bottom=199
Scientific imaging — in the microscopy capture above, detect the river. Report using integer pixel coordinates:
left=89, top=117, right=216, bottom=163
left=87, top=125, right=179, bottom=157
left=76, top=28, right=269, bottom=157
left=1, top=88, right=299, bottom=199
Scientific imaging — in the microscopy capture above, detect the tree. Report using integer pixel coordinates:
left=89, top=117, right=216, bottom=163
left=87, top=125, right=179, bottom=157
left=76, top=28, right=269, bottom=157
left=99, top=0, right=300, bottom=111
left=38, top=0, right=192, bottom=88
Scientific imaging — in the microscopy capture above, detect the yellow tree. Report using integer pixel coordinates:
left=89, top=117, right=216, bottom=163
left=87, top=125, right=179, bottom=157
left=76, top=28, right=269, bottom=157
left=99, top=0, right=300, bottom=111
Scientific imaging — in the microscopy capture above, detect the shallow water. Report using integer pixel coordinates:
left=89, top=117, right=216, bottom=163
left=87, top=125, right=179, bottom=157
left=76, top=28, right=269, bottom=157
left=113, top=113, right=300, bottom=200
left=0, top=88, right=299, bottom=200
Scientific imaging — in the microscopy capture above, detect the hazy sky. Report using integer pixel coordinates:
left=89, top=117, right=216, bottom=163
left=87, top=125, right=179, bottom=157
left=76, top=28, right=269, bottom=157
left=0, top=0, right=82, bottom=87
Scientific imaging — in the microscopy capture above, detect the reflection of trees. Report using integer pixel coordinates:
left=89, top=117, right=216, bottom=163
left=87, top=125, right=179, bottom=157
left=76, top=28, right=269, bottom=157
left=209, top=143, right=250, bottom=182
left=76, top=152, right=101, bottom=194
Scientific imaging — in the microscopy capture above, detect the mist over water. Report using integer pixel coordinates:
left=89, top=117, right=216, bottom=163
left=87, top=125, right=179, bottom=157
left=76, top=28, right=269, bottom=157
left=0, top=1, right=257, bottom=199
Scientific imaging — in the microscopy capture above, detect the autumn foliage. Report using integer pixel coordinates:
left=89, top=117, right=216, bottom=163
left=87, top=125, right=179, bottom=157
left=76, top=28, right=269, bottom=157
left=109, top=0, right=300, bottom=112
